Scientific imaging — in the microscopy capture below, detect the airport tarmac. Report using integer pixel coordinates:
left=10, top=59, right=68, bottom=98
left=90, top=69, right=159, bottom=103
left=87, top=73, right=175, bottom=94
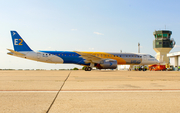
left=0, top=70, right=180, bottom=113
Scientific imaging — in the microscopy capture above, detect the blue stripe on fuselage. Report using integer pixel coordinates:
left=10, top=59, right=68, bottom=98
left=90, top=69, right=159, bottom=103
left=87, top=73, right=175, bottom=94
left=39, top=51, right=86, bottom=65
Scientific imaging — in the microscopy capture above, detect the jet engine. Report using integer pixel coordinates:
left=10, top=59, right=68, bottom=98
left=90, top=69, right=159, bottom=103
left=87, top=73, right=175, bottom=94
left=97, top=59, right=117, bottom=69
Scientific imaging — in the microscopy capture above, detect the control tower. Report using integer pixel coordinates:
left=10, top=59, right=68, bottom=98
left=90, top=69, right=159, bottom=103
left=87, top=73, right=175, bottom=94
left=153, top=30, right=175, bottom=64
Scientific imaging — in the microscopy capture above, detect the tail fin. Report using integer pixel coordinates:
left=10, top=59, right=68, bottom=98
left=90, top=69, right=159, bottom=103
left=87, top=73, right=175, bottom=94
left=11, top=31, right=32, bottom=51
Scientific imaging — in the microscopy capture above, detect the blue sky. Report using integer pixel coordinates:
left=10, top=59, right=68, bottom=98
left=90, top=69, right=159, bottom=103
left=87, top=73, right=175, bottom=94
left=0, top=0, right=180, bottom=69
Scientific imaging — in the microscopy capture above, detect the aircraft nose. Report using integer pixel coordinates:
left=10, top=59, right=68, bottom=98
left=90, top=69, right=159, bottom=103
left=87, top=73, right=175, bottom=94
left=156, top=59, right=159, bottom=64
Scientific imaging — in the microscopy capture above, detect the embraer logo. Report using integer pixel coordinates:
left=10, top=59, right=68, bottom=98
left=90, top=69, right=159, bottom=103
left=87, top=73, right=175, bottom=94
left=110, top=62, right=112, bottom=66
left=14, top=39, right=23, bottom=45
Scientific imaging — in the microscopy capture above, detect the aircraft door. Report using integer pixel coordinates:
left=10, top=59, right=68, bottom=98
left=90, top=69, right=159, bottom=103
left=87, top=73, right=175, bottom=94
left=37, top=53, right=41, bottom=59
left=143, top=55, right=147, bottom=61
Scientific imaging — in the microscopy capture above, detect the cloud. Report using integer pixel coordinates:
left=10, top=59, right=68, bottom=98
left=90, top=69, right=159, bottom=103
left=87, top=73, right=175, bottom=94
left=0, top=51, right=5, bottom=53
left=89, top=48, right=94, bottom=50
left=44, top=47, right=52, bottom=50
left=174, top=45, right=180, bottom=48
left=94, top=32, right=104, bottom=35
left=71, top=29, right=77, bottom=31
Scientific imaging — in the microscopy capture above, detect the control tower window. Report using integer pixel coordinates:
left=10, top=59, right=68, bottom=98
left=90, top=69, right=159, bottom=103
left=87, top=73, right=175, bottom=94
left=157, top=34, right=162, bottom=38
left=154, top=35, right=157, bottom=38
left=163, top=34, right=168, bottom=38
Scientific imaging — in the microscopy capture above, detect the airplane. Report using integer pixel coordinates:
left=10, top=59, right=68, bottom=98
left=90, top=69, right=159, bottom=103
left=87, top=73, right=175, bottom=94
left=7, top=31, right=159, bottom=71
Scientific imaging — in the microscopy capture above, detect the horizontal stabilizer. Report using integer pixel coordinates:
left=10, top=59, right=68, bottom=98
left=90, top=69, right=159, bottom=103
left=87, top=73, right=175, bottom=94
left=7, top=49, right=25, bottom=56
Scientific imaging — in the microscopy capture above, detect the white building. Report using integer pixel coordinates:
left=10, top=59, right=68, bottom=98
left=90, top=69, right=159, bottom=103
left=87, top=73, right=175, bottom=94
left=118, top=65, right=130, bottom=70
left=167, top=51, right=180, bottom=67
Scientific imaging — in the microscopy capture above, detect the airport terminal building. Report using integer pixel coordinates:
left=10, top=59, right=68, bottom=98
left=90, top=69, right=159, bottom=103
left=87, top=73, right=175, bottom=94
left=167, top=51, right=180, bottom=68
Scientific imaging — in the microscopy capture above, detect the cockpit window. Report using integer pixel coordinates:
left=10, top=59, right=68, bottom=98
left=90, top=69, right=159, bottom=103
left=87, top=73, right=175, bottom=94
left=150, top=55, right=155, bottom=58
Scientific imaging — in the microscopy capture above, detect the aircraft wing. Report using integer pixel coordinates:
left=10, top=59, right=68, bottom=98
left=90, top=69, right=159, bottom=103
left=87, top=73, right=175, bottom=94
left=7, top=49, right=25, bottom=56
left=74, top=51, right=103, bottom=63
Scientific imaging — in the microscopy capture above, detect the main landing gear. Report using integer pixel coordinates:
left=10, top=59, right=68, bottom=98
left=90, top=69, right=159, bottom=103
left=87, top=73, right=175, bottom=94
left=85, top=67, right=92, bottom=71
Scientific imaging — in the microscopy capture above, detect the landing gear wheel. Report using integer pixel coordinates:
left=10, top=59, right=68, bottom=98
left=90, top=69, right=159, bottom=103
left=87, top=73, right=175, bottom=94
left=87, top=67, right=92, bottom=71
left=85, top=67, right=88, bottom=71
left=85, top=67, right=92, bottom=71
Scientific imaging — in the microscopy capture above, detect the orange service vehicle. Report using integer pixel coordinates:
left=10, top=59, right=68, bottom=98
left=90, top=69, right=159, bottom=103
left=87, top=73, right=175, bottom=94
left=149, top=64, right=166, bottom=71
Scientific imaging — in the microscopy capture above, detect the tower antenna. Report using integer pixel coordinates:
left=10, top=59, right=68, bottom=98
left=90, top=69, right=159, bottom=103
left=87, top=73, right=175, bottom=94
left=138, top=43, right=140, bottom=53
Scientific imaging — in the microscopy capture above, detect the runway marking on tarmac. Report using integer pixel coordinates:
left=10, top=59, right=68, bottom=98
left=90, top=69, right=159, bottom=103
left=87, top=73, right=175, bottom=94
left=1, top=89, right=180, bottom=92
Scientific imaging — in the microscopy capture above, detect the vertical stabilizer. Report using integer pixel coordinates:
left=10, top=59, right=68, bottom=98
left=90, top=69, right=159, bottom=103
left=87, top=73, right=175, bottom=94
left=11, top=31, right=32, bottom=51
